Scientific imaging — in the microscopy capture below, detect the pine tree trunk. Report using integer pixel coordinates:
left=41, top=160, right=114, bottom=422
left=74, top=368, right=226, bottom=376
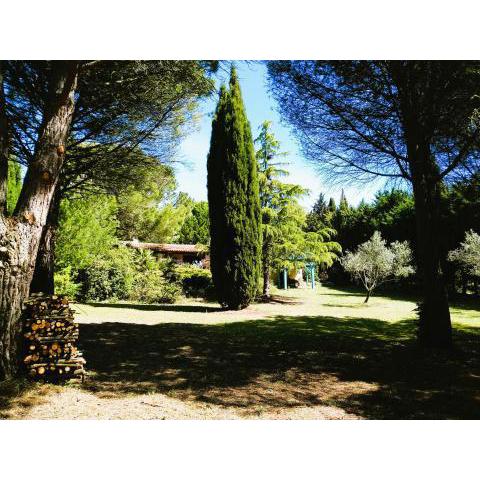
left=30, top=189, right=61, bottom=295
left=0, top=62, right=78, bottom=379
left=0, top=220, right=42, bottom=377
left=410, top=145, right=452, bottom=348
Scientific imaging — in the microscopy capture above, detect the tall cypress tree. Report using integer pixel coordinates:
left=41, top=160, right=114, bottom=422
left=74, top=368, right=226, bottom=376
left=207, top=68, right=261, bottom=309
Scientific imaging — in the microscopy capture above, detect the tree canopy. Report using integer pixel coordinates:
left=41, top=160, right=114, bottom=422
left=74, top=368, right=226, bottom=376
left=178, top=201, right=210, bottom=245
left=267, top=61, right=480, bottom=183
left=114, top=164, right=192, bottom=243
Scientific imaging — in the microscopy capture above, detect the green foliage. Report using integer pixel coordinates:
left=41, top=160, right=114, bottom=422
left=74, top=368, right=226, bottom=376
left=178, top=201, right=210, bottom=245
left=323, top=183, right=479, bottom=293
left=54, top=165, right=211, bottom=304
left=207, top=68, right=262, bottom=309
left=115, top=165, right=190, bottom=243
left=76, top=247, right=183, bottom=304
left=273, top=202, right=341, bottom=269
left=448, top=230, right=480, bottom=278
left=131, top=269, right=181, bottom=304
left=77, top=247, right=135, bottom=302
left=342, top=231, right=414, bottom=301
left=255, top=121, right=340, bottom=291
left=443, top=174, right=480, bottom=289
left=172, top=264, right=214, bottom=298
left=54, top=266, right=81, bottom=299
left=56, top=194, right=119, bottom=272
left=322, top=189, right=415, bottom=285
left=6, top=160, right=22, bottom=215
left=328, top=197, right=337, bottom=212
left=129, top=251, right=181, bottom=304
left=305, top=193, right=333, bottom=233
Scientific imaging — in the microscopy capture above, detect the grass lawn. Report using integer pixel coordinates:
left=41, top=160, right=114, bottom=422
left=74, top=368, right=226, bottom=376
left=1, top=285, right=479, bottom=419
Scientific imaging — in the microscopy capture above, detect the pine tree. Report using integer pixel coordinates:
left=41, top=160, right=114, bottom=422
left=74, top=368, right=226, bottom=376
left=207, top=68, right=261, bottom=309
left=312, top=193, right=328, bottom=216
left=339, top=188, right=349, bottom=209
left=328, top=197, right=337, bottom=212
left=306, top=193, right=332, bottom=232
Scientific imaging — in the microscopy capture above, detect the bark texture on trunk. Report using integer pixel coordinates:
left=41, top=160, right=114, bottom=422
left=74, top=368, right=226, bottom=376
left=409, top=144, right=452, bottom=348
left=262, top=241, right=271, bottom=297
left=0, top=62, right=78, bottom=379
left=30, top=189, right=61, bottom=295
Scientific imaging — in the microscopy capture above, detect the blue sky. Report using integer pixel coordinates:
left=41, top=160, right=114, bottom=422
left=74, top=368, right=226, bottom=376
left=175, top=62, right=386, bottom=210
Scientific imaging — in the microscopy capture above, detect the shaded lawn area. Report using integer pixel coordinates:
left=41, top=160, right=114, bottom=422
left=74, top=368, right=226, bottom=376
left=1, top=286, right=479, bottom=419
left=77, top=315, right=480, bottom=419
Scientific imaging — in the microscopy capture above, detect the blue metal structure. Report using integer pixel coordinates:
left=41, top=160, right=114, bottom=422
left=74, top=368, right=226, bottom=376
left=305, top=262, right=316, bottom=289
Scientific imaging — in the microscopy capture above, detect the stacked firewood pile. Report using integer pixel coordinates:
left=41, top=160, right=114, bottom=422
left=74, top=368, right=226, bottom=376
left=23, top=293, right=86, bottom=381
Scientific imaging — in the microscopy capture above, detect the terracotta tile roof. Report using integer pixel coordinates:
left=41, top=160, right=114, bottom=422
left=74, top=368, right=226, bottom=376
left=121, top=241, right=202, bottom=254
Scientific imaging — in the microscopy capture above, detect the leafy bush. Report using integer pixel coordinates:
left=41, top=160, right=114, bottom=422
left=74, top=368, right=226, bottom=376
left=127, top=250, right=181, bottom=304
left=131, top=269, right=181, bottom=304
left=172, top=264, right=214, bottom=299
left=72, top=245, right=211, bottom=304
left=54, top=266, right=81, bottom=299
left=77, top=247, right=135, bottom=302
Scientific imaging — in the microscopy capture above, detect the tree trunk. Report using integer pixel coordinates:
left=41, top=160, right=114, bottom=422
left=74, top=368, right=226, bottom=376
left=409, top=146, right=452, bottom=348
left=0, top=61, right=78, bottom=379
left=262, top=240, right=271, bottom=297
left=263, top=263, right=270, bottom=297
left=30, top=188, right=61, bottom=295
left=364, top=290, right=370, bottom=303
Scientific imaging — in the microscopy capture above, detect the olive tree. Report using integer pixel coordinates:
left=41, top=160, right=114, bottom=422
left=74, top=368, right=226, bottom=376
left=448, top=230, right=480, bottom=280
left=342, top=231, right=414, bottom=303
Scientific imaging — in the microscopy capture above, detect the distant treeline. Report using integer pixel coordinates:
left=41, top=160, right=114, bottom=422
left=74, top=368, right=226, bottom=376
left=307, top=174, right=480, bottom=295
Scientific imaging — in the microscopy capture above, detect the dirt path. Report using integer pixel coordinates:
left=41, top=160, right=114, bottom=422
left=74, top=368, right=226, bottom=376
left=7, top=385, right=358, bottom=420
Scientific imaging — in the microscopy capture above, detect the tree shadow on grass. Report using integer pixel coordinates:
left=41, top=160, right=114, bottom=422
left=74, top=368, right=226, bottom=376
left=85, top=302, right=222, bottom=313
left=258, top=294, right=303, bottom=305
left=319, top=290, right=366, bottom=297
left=449, top=295, right=480, bottom=313
left=321, top=303, right=369, bottom=308
left=78, top=315, right=480, bottom=419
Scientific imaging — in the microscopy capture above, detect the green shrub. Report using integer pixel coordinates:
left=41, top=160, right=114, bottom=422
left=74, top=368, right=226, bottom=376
left=77, top=247, right=135, bottom=301
left=54, top=266, right=81, bottom=299
left=129, top=251, right=181, bottom=304
left=131, top=269, right=181, bottom=304
left=173, top=265, right=214, bottom=299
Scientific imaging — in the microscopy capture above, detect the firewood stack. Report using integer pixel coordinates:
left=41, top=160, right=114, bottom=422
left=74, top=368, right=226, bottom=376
left=23, top=293, right=86, bottom=381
